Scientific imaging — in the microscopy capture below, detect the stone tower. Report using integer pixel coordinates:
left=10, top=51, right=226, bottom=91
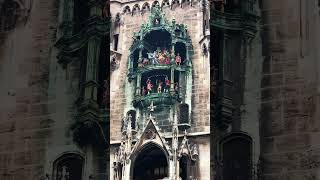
left=210, top=0, right=320, bottom=180
left=0, top=0, right=109, bottom=179
left=109, top=1, right=210, bottom=180
left=0, top=0, right=320, bottom=180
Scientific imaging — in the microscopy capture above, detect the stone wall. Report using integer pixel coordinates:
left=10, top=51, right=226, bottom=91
left=260, top=0, right=320, bottom=179
left=0, top=0, right=59, bottom=179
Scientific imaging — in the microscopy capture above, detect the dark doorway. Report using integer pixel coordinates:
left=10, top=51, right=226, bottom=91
left=222, top=135, right=252, bottom=180
left=133, top=144, right=168, bottom=180
left=53, top=154, right=84, bottom=180
left=179, top=155, right=190, bottom=180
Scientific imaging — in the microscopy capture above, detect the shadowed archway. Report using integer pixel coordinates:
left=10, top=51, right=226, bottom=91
left=132, top=143, right=169, bottom=180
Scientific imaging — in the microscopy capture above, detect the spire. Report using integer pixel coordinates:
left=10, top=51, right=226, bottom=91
left=148, top=101, right=157, bottom=119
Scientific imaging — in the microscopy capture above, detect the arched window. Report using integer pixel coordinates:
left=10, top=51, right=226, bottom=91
left=123, top=6, right=131, bottom=14
left=161, top=0, right=170, bottom=8
left=203, top=44, right=208, bottom=57
left=171, top=0, right=180, bottom=9
left=127, top=110, right=137, bottom=130
left=0, top=0, right=20, bottom=31
left=178, top=103, right=189, bottom=124
left=220, top=133, right=253, bottom=180
left=132, top=4, right=140, bottom=15
left=152, top=1, right=160, bottom=8
left=53, top=153, right=84, bottom=180
left=179, top=155, right=191, bottom=180
left=142, top=3, right=151, bottom=13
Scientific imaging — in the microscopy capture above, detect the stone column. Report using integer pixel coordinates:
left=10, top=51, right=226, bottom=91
left=84, top=37, right=101, bottom=102
left=136, top=73, right=141, bottom=96
left=171, top=43, right=175, bottom=63
left=171, top=67, right=175, bottom=93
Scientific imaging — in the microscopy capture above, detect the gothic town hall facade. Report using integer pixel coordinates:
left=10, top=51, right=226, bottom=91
left=109, top=1, right=210, bottom=179
left=0, top=0, right=320, bottom=180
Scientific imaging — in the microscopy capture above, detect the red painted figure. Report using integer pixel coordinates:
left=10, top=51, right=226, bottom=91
left=165, top=77, right=170, bottom=92
left=157, top=80, right=163, bottom=93
left=174, top=82, right=179, bottom=94
left=175, top=53, right=181, bottom=65
left=143, top=58, right=149, bottom=65
left=147, top=78, right=153, bottom=94
left=142, top=86, right=147, bottom=96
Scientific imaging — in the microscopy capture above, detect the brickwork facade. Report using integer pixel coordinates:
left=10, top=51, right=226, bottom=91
left=260, top=0, right=320, bottom=179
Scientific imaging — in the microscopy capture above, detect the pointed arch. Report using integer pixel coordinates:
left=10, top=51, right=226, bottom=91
left=171, top=0, right=180, bottom=9
left=132, top=4, right=140, bottom=15
left=152, top=1, right=160, bottom=8
left=218, top=132, right=253, bottom=180
left=52, top=153, right=84, bottom=180
left=142, top=2, right=151, bottom=12
left=161, top=0, right=170, bottom=8
left=123, top=5, right=131, bottom=14
left=130, top=142, right=170, bottom=180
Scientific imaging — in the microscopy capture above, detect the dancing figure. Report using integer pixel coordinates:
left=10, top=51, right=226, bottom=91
left=142, top=86, right=147, bottom=96
left=158, top=52, right=165, bottom=64
left=157, top=80, right=163, bottom=93
left=146, top=78, right=153, bottom=94
left=175, top=53, right=181, bottom=65
left=165, top=76, right=170, bottom=92
left=174, top=82, right=179, bottom=94
left=143, top=58, right=149, bottom=65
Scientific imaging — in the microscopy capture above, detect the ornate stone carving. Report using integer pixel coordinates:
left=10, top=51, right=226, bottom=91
left=145, top=129, right=156, bottom=139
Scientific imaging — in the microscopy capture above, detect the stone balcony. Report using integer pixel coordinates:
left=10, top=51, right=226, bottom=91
left=132, top=92, right=181, bottom=108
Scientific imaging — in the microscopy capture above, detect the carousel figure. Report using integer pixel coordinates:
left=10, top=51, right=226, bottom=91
left=148, top=51, right=158, bottom=64
left=175, top=53, right=182, bottom=65
left=157, top=80, right=163, bottom=93
left=174, top=82, right=179, bottom=94
left=146, top=78, right=153, bottom=94
left=58, top=166, right=69, bottom=180
left=154, top=18, right=160, bottom=25
left=138, top=59, right=144, bottom=68
left=158, top=51, right=166, bottom=64
left=141, top=86, right=147, bottom=96
left=164, top=76, right=170, bottom=92
left=165, top=57, right=171, bottom=65
left=163, top=49, right=170, bottom=65
left=142, top=58, right=149, bottom=65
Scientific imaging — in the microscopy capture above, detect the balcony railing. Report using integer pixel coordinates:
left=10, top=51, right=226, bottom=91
left=132, top=92, right=180, bottom=107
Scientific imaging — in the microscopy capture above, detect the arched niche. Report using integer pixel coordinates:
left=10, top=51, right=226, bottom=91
left=179, top=155, right=191, bottom=180
left=0, top=0, right=20, bottom=31
left=131, top=143, right=169, bottom=180
left=123, top=5, right=131, bottom=14
left=142, top=3, right=151, bottom=13
left=152, top=1, right=160, bottom=8
left=171, top=0, right=180, bottom=10
left=161, top=0, right=170, bottom=8
left=219, top=132, right=253, bottom=180
left=132, top=4, right=140, bottom=15
left=127, top=109, right=137, bottom=130
left=144, top=29, right=172, bottom=51
left=52, top=153, right=84, bottom=180
left=174, top=42, right=187, bottom=64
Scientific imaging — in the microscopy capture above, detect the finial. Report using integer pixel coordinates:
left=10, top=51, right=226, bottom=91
left=148, top=101, right=156, bottom=112
left=128, top=114, right=132, bottom=121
